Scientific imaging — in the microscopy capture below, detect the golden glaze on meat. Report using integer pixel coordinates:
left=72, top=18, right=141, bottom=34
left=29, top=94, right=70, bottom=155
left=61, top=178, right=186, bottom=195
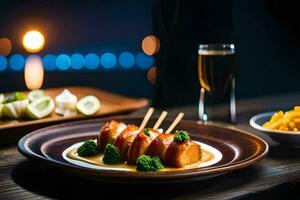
left=97, top=120, right=202, bottom=168
left=164, top=140, right=201, bottom=168
left=97, top=120, right=127, bottom=152
left=113, top=124, right=140, bottom=161
left=127, top=128, right=160, bottom=164
left=146, top=133, right=174, bottom=161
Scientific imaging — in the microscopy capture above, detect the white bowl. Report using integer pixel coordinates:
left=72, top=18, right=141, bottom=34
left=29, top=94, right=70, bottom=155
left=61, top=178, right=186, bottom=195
left=250, top=112, right=300, bottom=147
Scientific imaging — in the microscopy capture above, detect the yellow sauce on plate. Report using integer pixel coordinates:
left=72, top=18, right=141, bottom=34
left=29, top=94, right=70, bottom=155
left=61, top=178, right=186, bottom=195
left=67, top=147, right=214, bottom=171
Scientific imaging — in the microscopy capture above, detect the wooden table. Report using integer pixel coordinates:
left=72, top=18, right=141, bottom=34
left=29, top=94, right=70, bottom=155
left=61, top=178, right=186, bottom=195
left=1, top=93, right=300, bottom=199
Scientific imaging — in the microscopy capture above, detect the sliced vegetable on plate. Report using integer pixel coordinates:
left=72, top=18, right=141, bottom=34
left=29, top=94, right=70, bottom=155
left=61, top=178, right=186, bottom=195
left=28, top=90, right=45, bottom=102
left=55, top=89, right=78, bottom=115
left=1, top=92, right=29, bottom=118
left=2, top=99, right=29, bottom=118
left=76, top=95, right=100, bottom=116
left=0, top=89, right=102, bottom=120
left=4, top=92, right=27, bottom=103
left=26, top=96, right=55, bottom=119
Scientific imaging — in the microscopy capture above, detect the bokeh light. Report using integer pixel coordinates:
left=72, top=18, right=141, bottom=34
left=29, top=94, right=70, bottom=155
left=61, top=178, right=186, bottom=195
left=0, top=38, right=12, bottom=56
left=85, top=53, right=100, bottom=70
left=100, top=53, right=117, bottom=69
left=119, top=52, right=135, bottom=68
left=43, top=54, right=56, bottom=71
left=147, top=66, right=157, bottom=84
left=71, top=53, right=85, bottom=70
left=142, top=35, right=160, bottom=56
left=22, top=30, right=45, bottom=53
left=9, top=54, right=25, bottom=71
left=136, top=52, right=154, bottom=69
left=56, top=54, right=71, bottom=70
left=0, top=56, right=7, bottom=71
left=24, top=55, right=44, bottom=89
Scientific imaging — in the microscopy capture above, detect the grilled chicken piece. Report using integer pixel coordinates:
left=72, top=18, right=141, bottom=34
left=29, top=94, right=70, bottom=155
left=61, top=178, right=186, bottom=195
left=146, top=133, right=174, bottom=161
left=127, top=128, right=160, bottom=164
left=113, top=124, right=140, bottom=161
left=164, top=140, right=201, bottom=168
left=97, top=120, right=127, bottom=152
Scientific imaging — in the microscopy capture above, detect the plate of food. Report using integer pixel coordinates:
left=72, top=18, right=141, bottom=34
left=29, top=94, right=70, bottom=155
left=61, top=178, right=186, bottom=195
left=250, top=106, right=300, bottom=147
left=0, top=86, right=148, bottom=132
left=18, top=108, right=268, bottom=183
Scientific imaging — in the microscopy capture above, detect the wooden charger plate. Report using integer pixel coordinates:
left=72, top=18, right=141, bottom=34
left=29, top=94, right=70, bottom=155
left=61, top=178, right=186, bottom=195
left=0, top=86, right=148, bottom=131
left=18, top=116, right=268, bottom=183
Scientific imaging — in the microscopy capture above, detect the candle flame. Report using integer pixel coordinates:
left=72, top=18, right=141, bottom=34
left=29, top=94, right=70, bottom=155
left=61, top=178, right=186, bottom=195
left=23, top=30, right=45, bottom=53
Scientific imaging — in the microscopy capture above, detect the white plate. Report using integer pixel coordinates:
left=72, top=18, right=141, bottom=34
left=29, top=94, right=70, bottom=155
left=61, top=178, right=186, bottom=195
left=250, top=112, right=300, bottom=147
left=62, top=141, right=223, bottom=171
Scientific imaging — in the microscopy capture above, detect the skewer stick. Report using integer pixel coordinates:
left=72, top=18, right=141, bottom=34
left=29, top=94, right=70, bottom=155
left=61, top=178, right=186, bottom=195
left=139, top=107, right=155, bottom=130
left=153, top=111, right=168, bottom=130
left=165, top=112, right=184, bottom=133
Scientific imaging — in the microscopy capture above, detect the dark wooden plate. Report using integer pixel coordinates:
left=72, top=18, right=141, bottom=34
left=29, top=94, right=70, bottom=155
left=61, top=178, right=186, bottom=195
left=0, top=87, right=147, bottom=144
left=18, top=116, right=268, bottom=183
left=0, top=86, right=148, bottom=130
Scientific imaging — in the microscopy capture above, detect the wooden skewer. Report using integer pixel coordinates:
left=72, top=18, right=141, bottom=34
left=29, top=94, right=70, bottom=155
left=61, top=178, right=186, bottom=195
left=165, top=112, right=184, bottom=133
left=139, top=107, right=155, bottom=130
left=153, top=111, right=168, bottom=130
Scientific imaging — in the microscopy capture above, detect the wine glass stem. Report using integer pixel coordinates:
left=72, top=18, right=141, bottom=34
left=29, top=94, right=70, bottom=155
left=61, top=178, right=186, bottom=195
left=230, top=78, right=236, bottom=123
left=198, top=88, right=205, bottom=121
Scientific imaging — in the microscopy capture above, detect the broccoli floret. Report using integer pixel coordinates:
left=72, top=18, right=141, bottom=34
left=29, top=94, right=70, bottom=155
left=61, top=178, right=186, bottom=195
left=174, top=130, right=190, bottom=142
left=144, top=128, right=149, bottom=136
left=136, top=155, right=164, bottom=171
left=5, top=92, right=27, bottom=103
left=136, top=155, right=152, bottom=171
left=151, top=156, right=164, bottom=171
left=103, top=144, right=121, bottom=164
left=77, top=140, right=98, bottom=157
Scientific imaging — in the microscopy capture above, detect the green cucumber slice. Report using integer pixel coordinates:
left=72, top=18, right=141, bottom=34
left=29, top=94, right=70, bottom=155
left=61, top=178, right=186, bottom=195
left=28, top=90, right=45, bottom=102
left=5, top=92, right=27, bottom=103
left=26, top=96, right=55, bottom=119
left=2, top=99, right=29, bottom=118
left=76, top=96, right=100, bottom=116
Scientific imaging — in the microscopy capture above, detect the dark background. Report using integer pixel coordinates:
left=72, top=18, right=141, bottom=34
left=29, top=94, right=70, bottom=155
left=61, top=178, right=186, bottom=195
left=154, top=0, right=300, bottom=106
left=0, top=0, right=154, bottom=98
left=1, top=0, right=300, bottom=107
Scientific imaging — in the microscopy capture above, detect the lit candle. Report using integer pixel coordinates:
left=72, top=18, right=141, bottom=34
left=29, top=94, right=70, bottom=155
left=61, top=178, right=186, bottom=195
left=24, top=55, right=44, bottom=90
left=22, top=30, right=45, bottom=53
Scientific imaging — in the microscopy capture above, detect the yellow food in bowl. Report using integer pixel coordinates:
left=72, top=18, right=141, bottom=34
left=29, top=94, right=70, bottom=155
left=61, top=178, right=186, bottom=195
left=263, top=106, right=300, bottom=132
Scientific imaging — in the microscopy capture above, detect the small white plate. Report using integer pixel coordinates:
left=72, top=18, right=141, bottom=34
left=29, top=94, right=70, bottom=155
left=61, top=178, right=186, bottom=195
left=250, top=112, right=300, bottom=147
left=62, top=141, right=223, bottom=171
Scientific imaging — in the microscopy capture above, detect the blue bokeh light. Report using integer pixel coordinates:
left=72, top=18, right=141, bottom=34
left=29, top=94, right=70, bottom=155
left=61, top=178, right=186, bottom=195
left=0, top=56, right=7, bottom=71
left=9, top=54, right=25, bottom=71
left=85, top=53, right=100, bottom=70
left=136, top=52, right=154, bottom=69
left=101, top=53, right=117, bottom=69
left=71, top=53, right=85, bottom=70
left=43, top=54, right=56, bottom=71
left=56, top=54, right=71, bottom=70
left=119, top=52, right=135, bottom=68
